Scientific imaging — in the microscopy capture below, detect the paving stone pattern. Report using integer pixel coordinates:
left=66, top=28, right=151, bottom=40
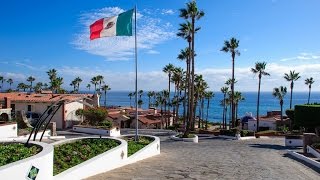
left=87, top=136, right=319, bottom=180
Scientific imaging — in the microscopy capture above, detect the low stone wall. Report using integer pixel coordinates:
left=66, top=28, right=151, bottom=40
left=171, top=135, right=199, bottom=143
left=285, top=136, right=303, bottom=147
left=72, top=126, right=121, bottom=137
left=307, top=145, right=320, bottom=158
left=0, top=141, right=54, bottom=180
left=0, top=122, right=17, bottom=138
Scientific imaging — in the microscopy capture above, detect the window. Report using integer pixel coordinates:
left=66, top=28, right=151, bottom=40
left=27, top=105, right=32, bottom=112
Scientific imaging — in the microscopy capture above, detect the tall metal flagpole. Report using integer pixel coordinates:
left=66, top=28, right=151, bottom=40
left=134, top=5, right=139, bottom=141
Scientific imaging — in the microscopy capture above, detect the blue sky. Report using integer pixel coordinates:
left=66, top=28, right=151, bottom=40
left=0, top=0, right=320, bottom=92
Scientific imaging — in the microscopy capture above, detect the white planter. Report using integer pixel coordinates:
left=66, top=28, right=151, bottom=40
left=285, top=137, right=303, bottom=147
left=53, top=137, right=127, bottom=180
left=123, top=135, right=160, bottom=164
left=170, top=135, right=198, bottom=143
left=307, top=145, right=320, bottom=158
left=0, top=141, right=54, bottom=180
left=72, top=126, right=121, bottom=137
left=0, top=123, right=17, bottom=138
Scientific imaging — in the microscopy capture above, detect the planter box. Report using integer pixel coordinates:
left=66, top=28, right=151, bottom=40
left=285, top=135, right=303, bottom=147
left=72, top=125, right=121, bottom=137
left=307, top=145, right=320, bottom=158
left=0, top=122, right=17, bottom=138
left=0, top=141, right=54, bottom=180
left=171, top=135, right=199, bottom=143
left=53, top=137, right=127, bottom=180
left=123, top=135, right=161, bottom=164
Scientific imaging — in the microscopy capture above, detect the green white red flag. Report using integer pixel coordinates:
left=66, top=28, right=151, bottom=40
left=90, top=9, right=134, bottom=40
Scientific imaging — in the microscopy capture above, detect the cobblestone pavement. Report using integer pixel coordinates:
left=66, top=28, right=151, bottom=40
left=87, top=136, right=319, bottom=180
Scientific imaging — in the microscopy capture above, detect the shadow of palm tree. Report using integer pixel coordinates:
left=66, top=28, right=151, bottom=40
left=249, top=143, right=300, bottom=150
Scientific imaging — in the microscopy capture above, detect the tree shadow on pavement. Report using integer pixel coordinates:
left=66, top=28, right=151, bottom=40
left=248, top=144, right=292, bottom=150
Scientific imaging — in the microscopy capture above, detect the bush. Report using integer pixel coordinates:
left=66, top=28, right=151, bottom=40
left=220, top=129, right=238, bottom=136
left=80, top=107, right=108, bottom=126
left=295, top=105, right=320, bottom=128
left=0, top=143, right=41, bottom=166
left=312, top=143, right=320, bottom=150
left=240, top=130, right=255, bottom=137
left=285, top=109, right=294, bottom=120
left=54, top=138, right=119, bottom=175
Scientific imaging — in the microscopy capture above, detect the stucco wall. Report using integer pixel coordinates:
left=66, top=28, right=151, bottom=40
left=13, top=102, right=64, bottom=129
left=0, top=123, right=17, bottom=138
left=64, top=101, right=84, bottom=128
left=248, top=120, right=276, bottom=131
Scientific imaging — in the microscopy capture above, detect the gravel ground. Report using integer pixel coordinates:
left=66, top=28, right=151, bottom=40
left=87, top=136, right=320, bottom=180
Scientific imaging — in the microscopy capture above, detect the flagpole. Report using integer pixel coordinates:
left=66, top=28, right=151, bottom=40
left=134, top=5, right=139, bottom=141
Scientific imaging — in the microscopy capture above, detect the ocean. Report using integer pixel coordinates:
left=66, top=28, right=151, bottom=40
left=97, top=91, right=320, bottom=123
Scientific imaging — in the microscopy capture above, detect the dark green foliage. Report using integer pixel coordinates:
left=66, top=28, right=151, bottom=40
left=285, top=109, right=294, bottom=121
left=0, top=143, right=41, bottom=166
left=53, top=138, right=119, bottom=175
left=294, top=105, right=320, bottom=128
left=240, top=130, right=255, bottom=137
left=124, top=136, right=153, bottom=157
left=80, top=107, right=110, bottom=126
left=312, top=143, right=320, bottom=149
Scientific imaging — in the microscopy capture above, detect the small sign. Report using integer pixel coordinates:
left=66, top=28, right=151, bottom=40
left=26, top=165, right=39, bottom=180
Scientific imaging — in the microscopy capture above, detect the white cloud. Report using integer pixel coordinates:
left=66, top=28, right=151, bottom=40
left=72, top=7, right=175, bottom=61
left=161, top=9, right=175, bottom=15
left=146, top=50, right=160, bottom=54
left=280, top=52, right=320, bottom=62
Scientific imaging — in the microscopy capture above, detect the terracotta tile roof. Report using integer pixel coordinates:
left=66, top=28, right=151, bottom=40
left=138, top=115, right=161, bottom=125
left=0, top=92, right=93, bottom=103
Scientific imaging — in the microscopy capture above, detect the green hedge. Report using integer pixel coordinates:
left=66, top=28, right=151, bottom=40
left=295, top=105, right=320, bottom=128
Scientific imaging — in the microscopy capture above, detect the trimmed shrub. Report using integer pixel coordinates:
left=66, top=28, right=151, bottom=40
left=220, top=129, right=238, bottom=137
left=79, top=107, right=109, bottom=126
left=295, top=105, right=320, bottom=128
left=285, top=109, right=294, bottom=121
left=240, top=130, right=255, bottom=137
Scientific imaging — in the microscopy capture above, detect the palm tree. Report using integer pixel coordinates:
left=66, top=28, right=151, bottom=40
left=147, top=91, right=154, bottom=108
left=70, top=80, right=77, bottom=92
left=34, top=82, right=43, bottom=93
left=284, top=70, right=300, bottom=109
left=128, top=92, right=134, bottom=107
left=251, top=62, right=270, bottom=131
left=138, top=90, right=143, bottom=108
left=43, top=83, right=49, bottom=90
left=47, top=69, right=57, bottom=90
left=171, top=67, right=184, bottom=124
left=101, top=84, right=111, bottom=107
left=0, top=76, right=5, bottom=92
left=86, top=84, right=91, bottom=92
left=7, top=78, right=13, bottom=90
left=96, top=75, right=104, bottom=91
left=75, top=77, right=82, bottom=92
left=221, top=87, right=229, bottom=129
left=234, top=91, right=245, bottom=126
left=17, top=83, right=28, bottom=92
left=26, top=76, right=35, bottom=92
left=179, top=1, right=204, bottom=136
left=272, top=86, right=287, bottom=122
left=305, top=77, right=314, bottom=104
left=52, top=77, right=63, bottom=93
left=91, top=77, right=99, bottom=92
left=221, top=37, right=240, bottom=128
left=204, top=91, right=214, bottom=130
left=163, top=64, right=175, bottom=113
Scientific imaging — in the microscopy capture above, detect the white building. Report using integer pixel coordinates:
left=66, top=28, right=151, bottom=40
left=0, top=92, right=98, bottom=129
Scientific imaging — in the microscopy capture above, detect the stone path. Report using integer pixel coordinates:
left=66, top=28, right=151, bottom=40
left=87, top=136, right=320, bottom=180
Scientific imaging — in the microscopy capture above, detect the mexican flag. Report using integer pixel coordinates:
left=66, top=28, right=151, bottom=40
left=90, top=9, right=134, bottom=40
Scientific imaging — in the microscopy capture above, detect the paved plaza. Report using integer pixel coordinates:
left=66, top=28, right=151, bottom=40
left=87, top=136, right=319, bottom=180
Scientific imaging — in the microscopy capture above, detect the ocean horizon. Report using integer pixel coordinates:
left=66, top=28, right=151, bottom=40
left=91, top=91, right=320, bottom=123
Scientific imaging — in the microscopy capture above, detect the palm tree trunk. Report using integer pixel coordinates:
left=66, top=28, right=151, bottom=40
left=104, top=91, right=107, bottom=107
left=256, top=76, right=261, bottom=132
left=183, top=87, right=187, bottom=126
left=164, top=102, right=168, bottom=129
left=280, top=100, right=283, bottom=122
left=190, top=18, right=195, bottom=131
left=130, top=97, right=132, bottom=107
left=168, top=74, right=171, bottom=127
left=201, top=97, right=205, bottom=129
left=308, top=86, right=311, bottom=104
left=206, top=98, right=209, bottom=130
left=231, top=54, right=235, bottom=128
left=290, top=81, right=293, bottom=109
left=184, top=44, right=192, bottom=136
